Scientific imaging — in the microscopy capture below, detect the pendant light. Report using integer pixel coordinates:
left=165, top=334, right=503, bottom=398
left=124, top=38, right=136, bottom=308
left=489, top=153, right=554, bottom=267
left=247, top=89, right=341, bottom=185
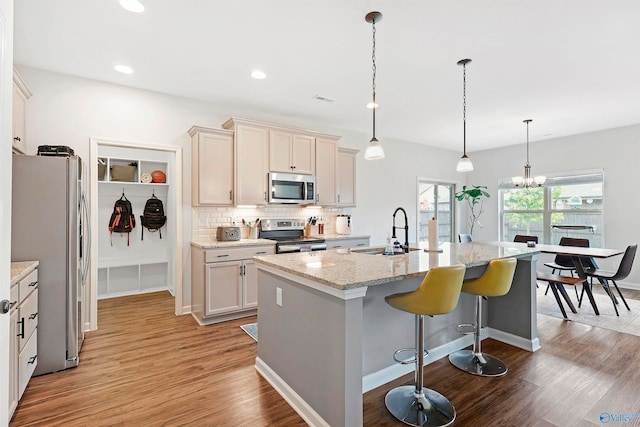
left=364, top=11, right=385, bottom=160
left=512, top=119, right=546, bottom=187
left=456, top=58, right=474, bottom=172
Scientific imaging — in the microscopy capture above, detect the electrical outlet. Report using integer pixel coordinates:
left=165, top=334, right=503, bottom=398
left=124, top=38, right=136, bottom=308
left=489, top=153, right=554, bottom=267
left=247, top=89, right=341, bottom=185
left=276, top=287, right=283, bottom=307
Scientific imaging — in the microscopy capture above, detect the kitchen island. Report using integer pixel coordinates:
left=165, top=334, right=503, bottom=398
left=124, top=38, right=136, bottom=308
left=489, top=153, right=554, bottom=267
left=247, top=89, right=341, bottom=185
left=254, top=242, right=540, bottom=427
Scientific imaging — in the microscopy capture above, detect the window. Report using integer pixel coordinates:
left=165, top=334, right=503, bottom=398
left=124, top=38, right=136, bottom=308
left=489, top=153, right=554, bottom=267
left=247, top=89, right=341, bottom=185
left=499, top=170, right=604, bottom=245
left=418, top=180, right=455, bottom=244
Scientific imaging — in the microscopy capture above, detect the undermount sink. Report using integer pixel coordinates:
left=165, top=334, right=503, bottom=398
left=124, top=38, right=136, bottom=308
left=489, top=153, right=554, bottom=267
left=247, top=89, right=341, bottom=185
left=352, top=246, right=419, bottom=256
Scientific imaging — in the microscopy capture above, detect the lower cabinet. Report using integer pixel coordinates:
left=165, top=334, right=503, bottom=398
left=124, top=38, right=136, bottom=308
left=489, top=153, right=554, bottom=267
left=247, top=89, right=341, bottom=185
left=191, top=244, right=274, bottom=325
left=326, top=237, right=370, bottom=250
left=9, top=266, right=38, bottom=420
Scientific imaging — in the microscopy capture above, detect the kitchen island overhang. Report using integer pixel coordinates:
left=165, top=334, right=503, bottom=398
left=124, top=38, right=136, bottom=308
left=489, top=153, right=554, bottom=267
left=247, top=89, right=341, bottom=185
left=254, top=242, right=540, bottom=427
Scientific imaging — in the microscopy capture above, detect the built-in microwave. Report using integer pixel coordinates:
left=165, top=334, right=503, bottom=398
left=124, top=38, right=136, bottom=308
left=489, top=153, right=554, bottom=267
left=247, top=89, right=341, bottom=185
left=268, top=172, right=315, bottom=204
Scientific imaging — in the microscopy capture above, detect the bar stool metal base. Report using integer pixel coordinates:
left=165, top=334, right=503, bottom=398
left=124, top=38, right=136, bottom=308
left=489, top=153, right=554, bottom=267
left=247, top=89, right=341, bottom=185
left=385, top=385, right=456, bottom=427
left=448, top=349, right=507, bottom=377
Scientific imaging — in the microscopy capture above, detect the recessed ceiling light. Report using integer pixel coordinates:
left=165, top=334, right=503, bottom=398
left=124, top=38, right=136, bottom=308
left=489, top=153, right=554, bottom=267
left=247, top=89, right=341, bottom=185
left=119, top=0, right=144, bottom=13
left=366, top=102, right=378, bottom=109
left=251, top=70, right=267, bottom=79
left=114, top=65, right=134, bottom=74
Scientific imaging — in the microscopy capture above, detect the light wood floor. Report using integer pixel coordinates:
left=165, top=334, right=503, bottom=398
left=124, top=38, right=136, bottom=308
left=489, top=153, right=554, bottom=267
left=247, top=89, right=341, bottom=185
left=11, top=291, right=640, bottom=426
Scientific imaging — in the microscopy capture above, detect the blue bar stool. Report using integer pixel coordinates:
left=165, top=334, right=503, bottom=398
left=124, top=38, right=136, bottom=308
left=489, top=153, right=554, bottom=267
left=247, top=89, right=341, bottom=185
left=448, top=258, right=517, bottom=377
left=384, top=264, right=466, bottom=427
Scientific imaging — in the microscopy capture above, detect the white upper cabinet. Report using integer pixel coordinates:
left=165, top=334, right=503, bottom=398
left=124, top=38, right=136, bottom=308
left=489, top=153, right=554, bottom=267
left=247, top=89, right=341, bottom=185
left=223, top=118, right=269, bottom=206
left=189, top=126, right=234, bottom=206
left=315, top=137, right=339, bottom=206
left=12, top=69, right=32, bottom=154
left=337, top=148, right=358, bottom=207
left=269, top=130, right=315, bottom=175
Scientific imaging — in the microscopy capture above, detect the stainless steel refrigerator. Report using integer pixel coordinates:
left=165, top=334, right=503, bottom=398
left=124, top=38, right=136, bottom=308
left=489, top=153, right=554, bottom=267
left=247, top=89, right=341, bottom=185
left=12, top=154, right=90, bottom=375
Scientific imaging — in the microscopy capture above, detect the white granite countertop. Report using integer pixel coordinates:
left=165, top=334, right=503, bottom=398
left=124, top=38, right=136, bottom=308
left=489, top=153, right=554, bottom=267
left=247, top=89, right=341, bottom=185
left=11, top=261, right=39, bottom=286
left=254, top=242, right=539, bottom=290
left=191, top=234, right=370, bottom=249
left=191, top=238, right=276, bottom=249
left=313, top=234, right=370, bottom=241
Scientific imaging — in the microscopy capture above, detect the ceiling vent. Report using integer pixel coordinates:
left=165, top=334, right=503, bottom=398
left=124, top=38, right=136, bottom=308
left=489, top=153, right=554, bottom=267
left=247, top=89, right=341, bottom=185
left=312, top=95, right=335, bottom=103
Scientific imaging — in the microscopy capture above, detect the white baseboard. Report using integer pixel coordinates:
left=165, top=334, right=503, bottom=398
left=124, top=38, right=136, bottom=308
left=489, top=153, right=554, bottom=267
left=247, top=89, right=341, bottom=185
left=487, top=327, right=541, bottom=352
left=362, top=332, right=482, bottom=393
left=255, top=357, right=330, bottom=427
left=618, top=281, right=640, bottom=291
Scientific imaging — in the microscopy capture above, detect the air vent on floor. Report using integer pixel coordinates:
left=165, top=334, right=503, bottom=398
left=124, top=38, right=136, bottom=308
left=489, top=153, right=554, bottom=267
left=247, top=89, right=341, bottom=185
left=312, top=95, right=335, bottom=103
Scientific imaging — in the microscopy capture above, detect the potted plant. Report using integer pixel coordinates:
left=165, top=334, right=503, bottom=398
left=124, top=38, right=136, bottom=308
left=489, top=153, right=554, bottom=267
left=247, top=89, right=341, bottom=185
left=455, top=185, right=490, bottom=236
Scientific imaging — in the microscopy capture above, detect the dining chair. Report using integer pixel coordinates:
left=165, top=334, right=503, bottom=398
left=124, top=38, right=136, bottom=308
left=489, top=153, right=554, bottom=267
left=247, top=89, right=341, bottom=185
left=458, top=234, right=473, bottom=243
left=514, top=235, right=538, bottom=243
left=585, top=244, right=637, bottom=316
left=544, top=237, right=590, bottom=299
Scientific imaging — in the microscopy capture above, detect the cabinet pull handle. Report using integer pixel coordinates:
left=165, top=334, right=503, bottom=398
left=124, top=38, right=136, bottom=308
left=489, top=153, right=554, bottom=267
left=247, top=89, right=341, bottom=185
left=357, top=243, right=366, bottom=246
left=256, top=251, right=267, bottom=255
left=29, top=312, right=38, bottom=320
left=28, top=355, right=37, bottom=365
left=17, top=318, right=25, bottom=339
left=333, top=245, right=342, bottom=248
left=264, top=191, right=267, bottom=201
left=316, top=194, right=319, bottom=202
left=229, top=190, right=232, bottom=200
left=29, top=280, right=38, bottom=287
left=14, top=136, right=21, bottom=142
left=10, top=300, right=17, bottom=309
left=217, top=254, right=229, bottom=258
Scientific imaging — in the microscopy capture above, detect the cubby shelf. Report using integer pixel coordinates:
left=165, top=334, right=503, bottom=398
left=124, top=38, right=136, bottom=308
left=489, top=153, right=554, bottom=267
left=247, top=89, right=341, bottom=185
left=96, top=147, right=175, bottom=300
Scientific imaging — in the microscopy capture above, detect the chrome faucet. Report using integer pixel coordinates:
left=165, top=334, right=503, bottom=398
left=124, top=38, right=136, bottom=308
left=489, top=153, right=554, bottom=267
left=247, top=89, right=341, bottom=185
left=392, top=207, right=409, bottom=253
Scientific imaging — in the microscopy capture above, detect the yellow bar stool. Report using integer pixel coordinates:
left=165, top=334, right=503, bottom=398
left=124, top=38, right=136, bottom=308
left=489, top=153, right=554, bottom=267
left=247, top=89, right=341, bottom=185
left=448, top=257, right=517, bottom=377
left=384, top=264, right=466, bottom=427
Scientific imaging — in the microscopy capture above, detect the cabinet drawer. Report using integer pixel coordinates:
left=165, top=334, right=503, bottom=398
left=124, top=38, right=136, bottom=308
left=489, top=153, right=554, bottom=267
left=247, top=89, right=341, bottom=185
left=18, top=269, right=38, bottom=303
left=10, top=284, right=19, bottom=313
left=205, top=245, right=275, bottom=263
left=19, top=289, right=38, bottom=352
left=18, top=328, right=37, bottom=399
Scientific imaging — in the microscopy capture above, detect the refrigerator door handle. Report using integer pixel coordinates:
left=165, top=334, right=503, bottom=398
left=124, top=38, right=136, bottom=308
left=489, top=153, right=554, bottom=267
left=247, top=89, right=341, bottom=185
left=81, top=191, right=91, bottom=285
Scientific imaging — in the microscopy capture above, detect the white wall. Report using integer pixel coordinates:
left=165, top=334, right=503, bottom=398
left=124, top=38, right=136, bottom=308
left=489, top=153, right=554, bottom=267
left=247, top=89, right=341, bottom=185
left=17, top=66, right=467, bottom=319
left=468, top=124, right=640, bottom=286
left=16, top=65, right=640, bottom=312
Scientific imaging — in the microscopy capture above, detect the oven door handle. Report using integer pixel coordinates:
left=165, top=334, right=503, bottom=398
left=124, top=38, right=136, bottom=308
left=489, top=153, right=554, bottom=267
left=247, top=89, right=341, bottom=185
left=278, top=244, right=300, bottom=253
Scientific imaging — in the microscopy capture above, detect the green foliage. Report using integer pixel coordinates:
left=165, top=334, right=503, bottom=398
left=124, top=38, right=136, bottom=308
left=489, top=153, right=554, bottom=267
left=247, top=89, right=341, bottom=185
left=455, top=185, right=490, bottom=236
left=455, top=185, right=490, bottom=205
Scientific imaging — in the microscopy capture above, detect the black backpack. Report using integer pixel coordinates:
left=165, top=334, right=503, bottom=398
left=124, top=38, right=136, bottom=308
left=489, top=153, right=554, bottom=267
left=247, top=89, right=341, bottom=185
left=140, top=194, right=166, bottom=240
left=108, top=194, right=135, bottom=246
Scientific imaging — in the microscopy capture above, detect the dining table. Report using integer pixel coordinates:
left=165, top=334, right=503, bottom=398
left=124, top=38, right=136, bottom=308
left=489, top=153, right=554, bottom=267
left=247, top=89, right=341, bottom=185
left=524, top=242, right=623, bottom=315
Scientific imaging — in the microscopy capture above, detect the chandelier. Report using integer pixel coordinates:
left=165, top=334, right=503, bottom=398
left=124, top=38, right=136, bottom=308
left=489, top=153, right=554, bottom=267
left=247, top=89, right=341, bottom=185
left=512, top=119, right=546, bottom=187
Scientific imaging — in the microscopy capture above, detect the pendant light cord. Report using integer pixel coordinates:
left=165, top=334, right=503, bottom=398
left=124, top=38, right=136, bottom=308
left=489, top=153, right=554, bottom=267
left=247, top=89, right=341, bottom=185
left=462, top=62, right=467, bottom=155
left=525, top=119, right=531, bottom=166
left=371, top=17, right=377, bottom=140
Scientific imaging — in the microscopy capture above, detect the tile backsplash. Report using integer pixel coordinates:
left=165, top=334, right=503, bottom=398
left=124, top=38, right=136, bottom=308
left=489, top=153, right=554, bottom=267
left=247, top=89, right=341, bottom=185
left=192, top=206, right=352, bottom=240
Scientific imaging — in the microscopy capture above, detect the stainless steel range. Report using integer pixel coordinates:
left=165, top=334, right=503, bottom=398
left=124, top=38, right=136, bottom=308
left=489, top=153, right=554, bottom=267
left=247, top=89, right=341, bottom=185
left=259, top=218, right=327, bottom=254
